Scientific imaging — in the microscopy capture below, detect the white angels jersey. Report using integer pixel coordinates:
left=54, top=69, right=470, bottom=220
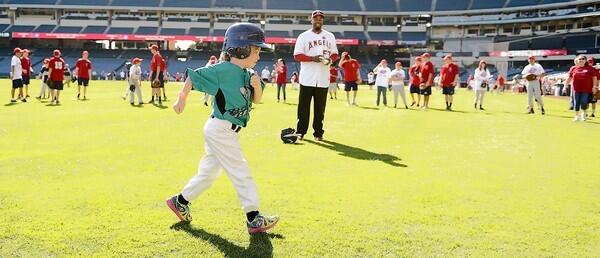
left=293, top=29, right=338, bottom=88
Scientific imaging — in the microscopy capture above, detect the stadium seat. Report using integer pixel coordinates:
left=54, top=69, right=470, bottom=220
left=82, top=26, right=107, bottom=34
left=508, top=40, right=530, bottom=50
left=507, top=0, right=542, bottom=7
left=7, top=0, right=57, bottom=3
left=60, top=0, right=109, bottom=5
left=565, top=34, right=596, bottom=50
left=160, top=28, right=186, bottom=35
left=163, top=0, right=210, bottom=8
left=363, top=0, right=397, bottom=12
left=530, top=36, right=563, bottom=49
left=5, top=25, right=35, bottom=33
left=398, top=0, right=431, bottom=11
left=111, top=0, right=160, bottom=6
left=188, top=27, right=210, bottom=36
left=436, top=0, right=469, bottom=11
left=401, top=32, right=427, bottom=42
left=54, top=26, right=83, bottom=33
left=344, top=31, right=368, bottom=40
left=267, top=0, right=314, bottom=10
left=34, top=24, right=55, bottom=33
left=316, top=0, right=361, bottom=11
left=136, top=27, right=158, bottom=35
left=214, top=0, right=262, bottom=9
left=107, top=27, right=134, bottom=34
left=369, top=32, right=398, bottom=40
left=470, top=0, right=506, bottom=9
left=266, top=31, right=291, bottom=37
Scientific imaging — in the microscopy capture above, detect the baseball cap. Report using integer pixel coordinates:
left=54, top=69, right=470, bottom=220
left=22, top=49, right=29, bottom=53
left=528, top=55, right=536, bottom=60
left=421, top=53, right=431, bottom=58
left=132, top=57, right=143, bottom=63
left=13, top=48, right=23, bottom=54
left=443, top=54, right=453, bottom=60
left=415, top=56, right=423, bottom=61
left=43, top=58, right=49, bottom=64
left=311, top=10, right=324, bottom=18
left=148, top=44, right=159, bottom=51
left=53, top=49, right=61, bottom=56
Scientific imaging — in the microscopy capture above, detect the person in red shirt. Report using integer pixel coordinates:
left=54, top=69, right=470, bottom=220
left=20, top=49, right=32, bottom=99
left=565, top=55, right=598, bottom=122
left=339, top=51, right=361, bottom=106
left=439, top=54, right=459, bottom=111
left=148, top=44, right=166, bottom=105
left=419, top=53, right=434, bottom=109
left=276, top=58, right=288, bottom=102
left=496, top=74, right=506, bottom=94
left=586, top=57, right=599, bottom=117
left=73, top=50, right=93, bottom=100
left=47, top=49, right=66, bottom=105
left=408, top=56, right=422, bottom=108
left=328, top=65, right=338, bottom=100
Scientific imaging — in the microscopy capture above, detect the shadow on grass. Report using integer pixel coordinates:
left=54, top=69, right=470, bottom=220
left=4, top=102, right=17, bottom=106
left=154, top=103, right=169, bottom=109
left=170, top=222, right=284, bottom=258
left=282, top=102, right=298, bottom=106
left=304, top=139, right=407, bottom=168
left=429, top=107, right=469, bottom=114
left=357, top=105, right=379, bottom=110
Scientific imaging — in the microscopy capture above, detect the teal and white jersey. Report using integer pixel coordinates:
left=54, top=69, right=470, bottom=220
left=187, top=61, right=265, bottom=127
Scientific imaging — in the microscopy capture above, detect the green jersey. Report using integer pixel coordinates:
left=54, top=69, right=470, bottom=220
left=187, top=61, right=264, bottom=127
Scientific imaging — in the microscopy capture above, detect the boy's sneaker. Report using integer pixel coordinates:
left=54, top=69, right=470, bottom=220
left=247, top=213, right=279, bottom=234
left=166, top=195, right=192, bottom=222
left=10, top=99, right=16, bottom=103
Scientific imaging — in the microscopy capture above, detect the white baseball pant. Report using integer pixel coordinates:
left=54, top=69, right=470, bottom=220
left=474, top=89, right=485, bottom=106
left=392, top=85, right=407, bottom=107
left=181, top=117, right=260, bottom=213
left=129, top=82, right=143, bottom=103
left=39, top=80, right=48, bottom=97
left=526, top=80, right=544, bottom=108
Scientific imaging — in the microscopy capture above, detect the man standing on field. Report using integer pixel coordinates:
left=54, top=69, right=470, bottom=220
left=293, top=10, right=338, bottom=141
left=73, top=50, right=92, bottom=100
left=339, top=51, right=361, bottom=106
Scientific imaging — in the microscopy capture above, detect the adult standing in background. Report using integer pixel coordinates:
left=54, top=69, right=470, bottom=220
left=373, top=59, right=391, bottom=107
left=73, top=50, right=92, bottom=100
left=10, top=48, right=24, bottom=103
left=276, top=58, right=288, bottom=102
left=293, top=10, right=338, bottom=141
left=473, top=60, right=491, bottom=110
left=148, top=44, right=166, bottom=105
left=521, top=55, right=546, bottom=115
left=339, top=51, right=361, bottom=106
left=564, top=55, right=598, bottom=122
left=389, top=61, right=407, bottom=109
left=439, top=54, right=459, bottom=111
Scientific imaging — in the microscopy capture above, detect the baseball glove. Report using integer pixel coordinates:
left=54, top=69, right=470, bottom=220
left=419, top=84, right=427, bottom=90
left=525, top=74, right=537, bottom=81
left=151, top=80, right=161, bottom=88
left=319, top=56, right=332, bottom=66
left=129, top=85, right=136, bottom=92
left=594, top=90, right=600, bottom=100
left=280, top=128, right=298, bottom=144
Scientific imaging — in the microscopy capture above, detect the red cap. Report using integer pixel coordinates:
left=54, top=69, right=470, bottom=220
left=587, top=57, right=594, bottom=65
left=443, top=54, right=452, bottom=60
left=22, top=49, right=29, bottom=53
left=342, top=51, right=348, bottom=56
left=311, top=10, right=324, bottom=18
left=82, top=50, right=89, bottom=55
left=132, top=57, right=143, bottom=63
left=53, top=49, right=61, bottom=56
left=421, top=53, right=431, bottom=58
left=148, top=44, right=159, bottom=51
left=528, top=55, right=536, bottom=60
left=415, top=56, right=422, bottom=62
left=13, top=48, right=23, bottom=54
left=43, top=58, right=50, bottom=64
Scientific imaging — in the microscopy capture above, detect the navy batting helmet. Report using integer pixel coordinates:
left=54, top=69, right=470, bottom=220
left=223, top=22, right=273, bottom=59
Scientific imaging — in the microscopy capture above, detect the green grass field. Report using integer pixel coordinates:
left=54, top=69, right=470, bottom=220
left=1, top=79, right=600, bottom=257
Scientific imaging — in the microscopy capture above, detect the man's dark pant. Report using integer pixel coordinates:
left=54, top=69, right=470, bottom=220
left=297, top=85, right=328, bottom=138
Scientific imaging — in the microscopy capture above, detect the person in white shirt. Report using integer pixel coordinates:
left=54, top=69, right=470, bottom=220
left=473, top=60, right=491, bottom=110
left=293, top=10, right=339, bottom=141
left=261, top=66, right=271, bottom=84
left=367, top=72, right=375, bottom=90
left=10, top=48, right=25, bottom=103
left=521, top=55, right=546, bottom=115
left=128, top=58, right=143, bottom=105
left=373, top=59, right=391, bottom=107
left=389, top=61, right=408, bottom=109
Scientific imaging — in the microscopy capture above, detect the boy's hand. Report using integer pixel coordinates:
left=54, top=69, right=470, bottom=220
left=173, top=94, right=186, bottom=114
left=250, top=73, right=261, bottom=89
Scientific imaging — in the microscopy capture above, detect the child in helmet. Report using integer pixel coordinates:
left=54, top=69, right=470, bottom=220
left=166, top=22, right=279, bottom=234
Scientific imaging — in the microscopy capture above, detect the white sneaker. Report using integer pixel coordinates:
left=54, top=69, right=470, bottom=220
left=581, top=115, right=587, bottom=121
left=573, top=116, right=580, bottom=122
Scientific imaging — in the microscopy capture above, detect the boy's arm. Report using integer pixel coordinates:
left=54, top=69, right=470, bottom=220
left=173, top=77, right=193, bottom=114
left=250, top=73, right=263, bottom=103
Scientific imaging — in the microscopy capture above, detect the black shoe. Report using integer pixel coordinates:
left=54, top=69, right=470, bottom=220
left=204, top=102, right=208, bottom=106
left=56, top=100, right=60, bottom=104
left=10, top=99, right=16, bottom=103
left=394, top=104, right=397, bottom=108
left=405, top=105, right=409, bottom=109
left=541, top=108, right=546, bottom=115
left=410, top=102, right=415, bottom=107
left=77, top=93, right=80, bottom=99
left=130, top=102, right=135, bottom=106
left=315, top=136, right=323, bottom=141
left=528, top=109, right=534, bottom=114
left=479, top=106, right=484, bottom=110
left=26, top=95, right=30, bottom=98
left=474, top=103, right=477, bottom=109
left=592, top=114, right=596, bottom=118
left=568, top=107, right=574, bottom=110
left=163, top=96, right=167, bottom=101
left=21, top=98, right=27, bottom=102
left=35, top=96, right=41, bottom=99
